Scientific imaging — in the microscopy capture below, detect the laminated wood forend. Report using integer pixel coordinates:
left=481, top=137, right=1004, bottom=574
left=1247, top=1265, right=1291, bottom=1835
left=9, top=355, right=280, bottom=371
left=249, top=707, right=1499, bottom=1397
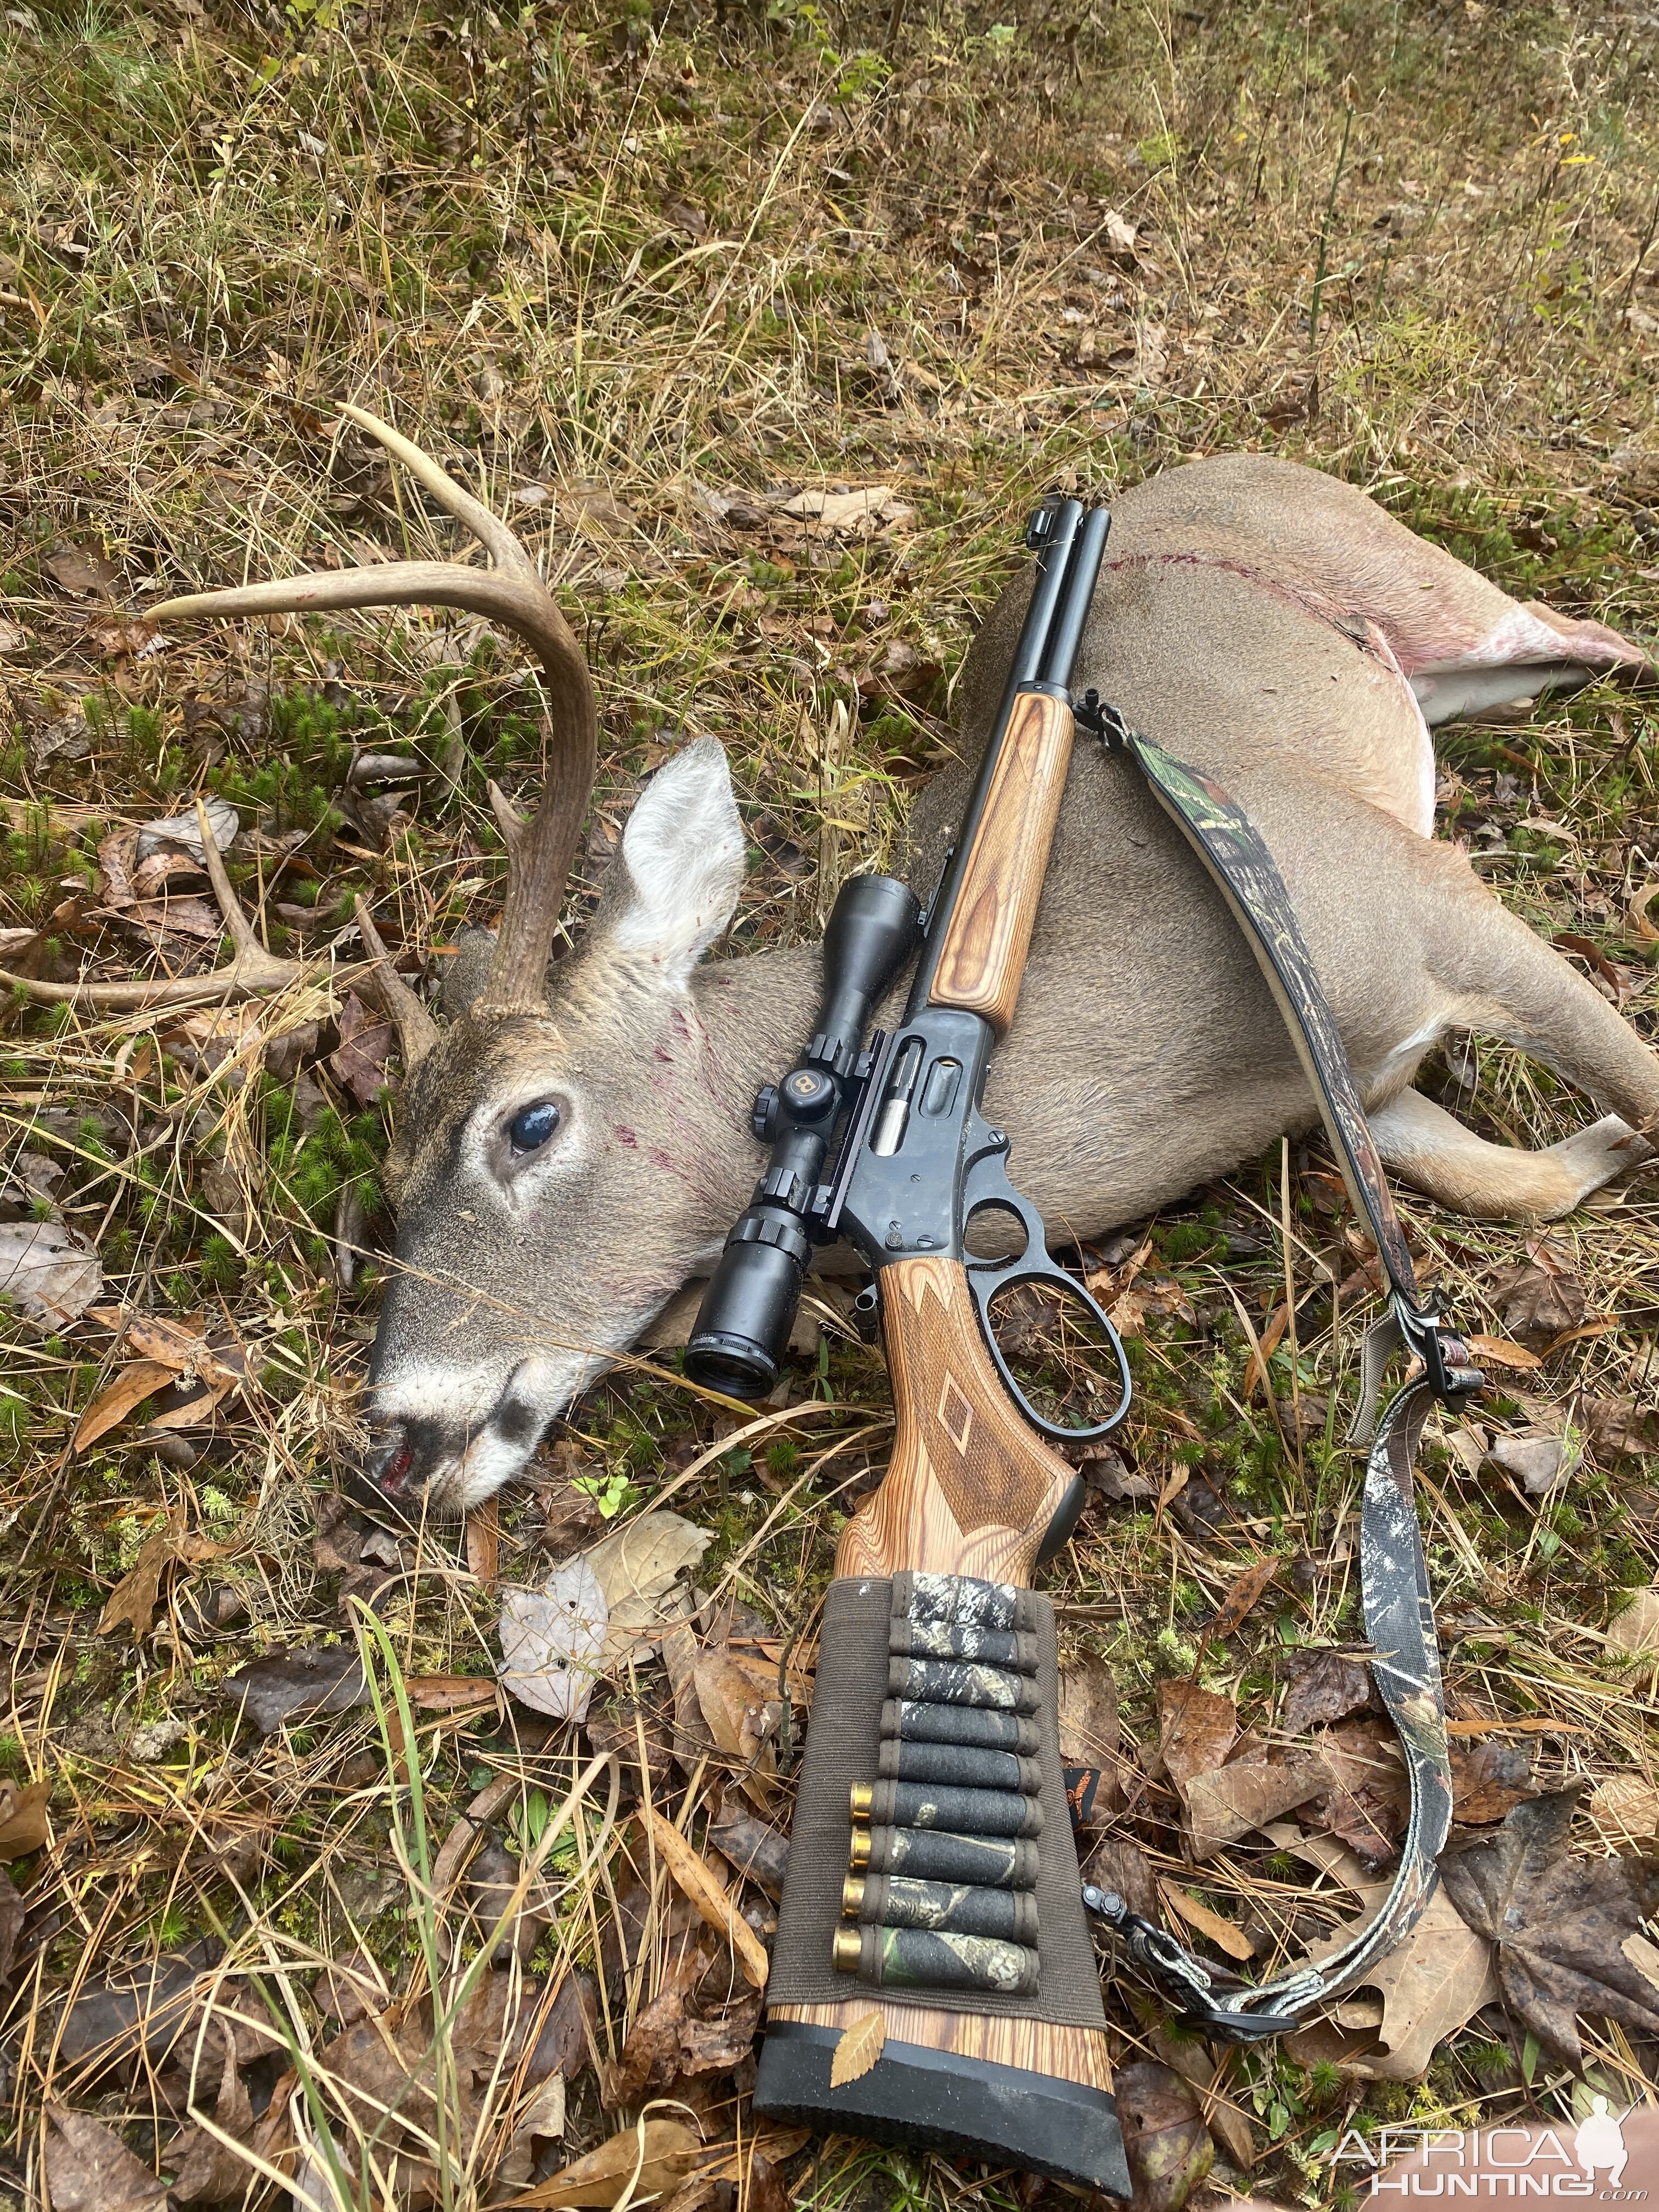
left=928, top=688, right=1075, bottom=1035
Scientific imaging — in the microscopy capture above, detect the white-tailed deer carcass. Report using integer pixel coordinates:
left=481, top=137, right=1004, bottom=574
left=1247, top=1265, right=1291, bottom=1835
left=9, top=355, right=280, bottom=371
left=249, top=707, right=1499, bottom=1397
left=151, top=410, right=1655, bottom=1506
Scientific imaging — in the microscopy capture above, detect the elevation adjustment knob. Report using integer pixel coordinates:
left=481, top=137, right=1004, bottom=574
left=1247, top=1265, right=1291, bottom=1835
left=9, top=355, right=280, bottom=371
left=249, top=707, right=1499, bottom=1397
left=781, top=1066, right=838, bottom=1124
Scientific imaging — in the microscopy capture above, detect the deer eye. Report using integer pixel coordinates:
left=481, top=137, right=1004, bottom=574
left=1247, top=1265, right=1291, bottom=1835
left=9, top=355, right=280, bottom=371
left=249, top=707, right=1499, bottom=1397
left=507, top=1101, right=561, bottom=1154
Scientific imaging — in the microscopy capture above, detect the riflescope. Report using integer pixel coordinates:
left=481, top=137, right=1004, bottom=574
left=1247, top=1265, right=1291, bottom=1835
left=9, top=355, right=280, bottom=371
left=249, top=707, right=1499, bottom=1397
left=684, top=872, right=921, bottom=1397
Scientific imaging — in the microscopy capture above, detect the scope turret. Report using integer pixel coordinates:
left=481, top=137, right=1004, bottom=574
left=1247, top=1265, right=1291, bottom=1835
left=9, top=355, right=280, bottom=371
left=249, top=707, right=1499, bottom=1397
left=685, top=873, right=920, bottom=1398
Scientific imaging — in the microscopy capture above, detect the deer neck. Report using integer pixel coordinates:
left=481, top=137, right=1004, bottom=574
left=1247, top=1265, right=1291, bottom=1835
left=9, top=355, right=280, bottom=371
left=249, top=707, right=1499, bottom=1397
left=691, top=943, right=826, bottom=1176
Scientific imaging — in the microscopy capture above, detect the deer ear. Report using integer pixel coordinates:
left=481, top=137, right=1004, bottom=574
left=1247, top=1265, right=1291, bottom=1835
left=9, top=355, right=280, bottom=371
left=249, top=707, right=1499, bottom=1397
left=608, top=738, right=746, bottom=986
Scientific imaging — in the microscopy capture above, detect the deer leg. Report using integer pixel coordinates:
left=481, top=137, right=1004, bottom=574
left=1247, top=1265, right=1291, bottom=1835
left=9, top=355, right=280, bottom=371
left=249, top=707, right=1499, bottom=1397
left=1368, top=1086, right=1643, bottom=1220
left=1430, top=886, right=1659, bottom=1138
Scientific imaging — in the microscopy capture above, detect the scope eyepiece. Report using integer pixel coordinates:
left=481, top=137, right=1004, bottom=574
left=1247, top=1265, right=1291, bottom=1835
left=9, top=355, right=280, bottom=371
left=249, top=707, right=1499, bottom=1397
left=685, top=871, right=920, bottom=1400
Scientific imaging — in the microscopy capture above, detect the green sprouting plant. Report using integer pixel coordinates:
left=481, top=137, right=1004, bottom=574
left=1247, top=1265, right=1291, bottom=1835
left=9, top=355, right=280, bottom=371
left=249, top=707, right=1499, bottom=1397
left=572, top=1468, right=638, bottom=1519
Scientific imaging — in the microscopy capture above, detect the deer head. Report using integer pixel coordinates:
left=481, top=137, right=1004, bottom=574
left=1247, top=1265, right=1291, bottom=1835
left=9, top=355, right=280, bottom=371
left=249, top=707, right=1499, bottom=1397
left=154, top=408, right=772, bottom=1507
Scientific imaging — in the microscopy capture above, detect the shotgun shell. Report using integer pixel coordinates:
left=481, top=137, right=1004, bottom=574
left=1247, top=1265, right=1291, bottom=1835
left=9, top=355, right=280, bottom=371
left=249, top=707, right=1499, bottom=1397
left=866, top=1826, right=1039, bottom=1888
left=881, top=1699, right=1040, bottom=1757
left=868, top=1778, right=1042, bottom=1838
left=877, top=1736, right=1041, bottom=1795
left=849, top=1826, right=872, bottom=1869
left=859, top=1872, right=1039, bottom=1944
left=886, top=1657, right=1041, bottom=1713
left=850, top=1781, right=874, bottom=1821
left=894, top=1572, right=1027, bottom=1632
left=840, top=1922, right=1040, bottom=1996
left=888, top=1620, right=1039, bottom=1672
left=842, top=1875, right=867, bottom=1918
left=832, top=1927, right=863, bottom=1974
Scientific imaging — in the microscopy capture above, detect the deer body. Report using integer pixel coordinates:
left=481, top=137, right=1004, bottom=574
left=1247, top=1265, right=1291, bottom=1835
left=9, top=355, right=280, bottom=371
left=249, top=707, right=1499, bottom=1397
left=149, top=429, right=1652, bottom=1506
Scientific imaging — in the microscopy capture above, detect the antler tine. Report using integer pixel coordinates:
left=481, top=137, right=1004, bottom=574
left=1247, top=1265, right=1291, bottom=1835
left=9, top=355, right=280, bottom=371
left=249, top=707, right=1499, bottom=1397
left=355, top=899, right=440, bottom=1069
left=151, top=412, right=600, bottom=1022
left=337, top=402, right=537, bottom=581
left=0, top=798, right=366, bottom=1011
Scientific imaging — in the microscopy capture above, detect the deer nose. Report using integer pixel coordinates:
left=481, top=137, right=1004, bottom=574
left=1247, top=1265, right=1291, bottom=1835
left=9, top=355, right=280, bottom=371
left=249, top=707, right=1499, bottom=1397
left=363, top=1419, right=454, bottom=1497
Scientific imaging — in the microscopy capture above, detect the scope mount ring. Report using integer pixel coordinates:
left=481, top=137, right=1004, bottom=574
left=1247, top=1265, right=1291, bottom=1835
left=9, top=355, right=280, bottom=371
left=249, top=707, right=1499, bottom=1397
left=961, top=1153, right=1131, bottom=1446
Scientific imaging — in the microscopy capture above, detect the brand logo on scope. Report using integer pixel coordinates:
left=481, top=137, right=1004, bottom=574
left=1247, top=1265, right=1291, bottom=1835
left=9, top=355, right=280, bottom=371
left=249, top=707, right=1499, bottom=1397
left=1328, top=2101, right=1658, bottom=2199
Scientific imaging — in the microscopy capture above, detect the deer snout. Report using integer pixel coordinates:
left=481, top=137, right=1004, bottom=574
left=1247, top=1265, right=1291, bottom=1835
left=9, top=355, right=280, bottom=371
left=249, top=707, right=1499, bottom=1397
left=362, top=1358, right=568, bottom=1509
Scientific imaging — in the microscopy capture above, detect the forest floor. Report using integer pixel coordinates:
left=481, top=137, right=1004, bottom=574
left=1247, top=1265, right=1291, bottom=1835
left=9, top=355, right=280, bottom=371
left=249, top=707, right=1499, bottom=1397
left=2, top=1, right=1659, bottom=2209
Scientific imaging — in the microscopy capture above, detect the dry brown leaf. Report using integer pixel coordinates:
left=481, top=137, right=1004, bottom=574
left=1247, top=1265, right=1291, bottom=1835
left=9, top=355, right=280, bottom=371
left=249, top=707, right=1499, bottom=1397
left=75, top=1360, right=177, bottom=1452
left=513, top=2118, right=702, bottom=2208
left=1157, top=1681, right=1237, bottom=1795
left=830, top=2008, right=886, bottom=2086
left=1610, top=1585, right=1659, bottom=1657
left=0, top=1217, right=101, bottom=1330
left=1115, top=2060, right=1214, bottom=2212
left=44, top=2107, right=167, bottom=2212
left=1185, top=1751, right=1334, bottom=1860
left=329, top=990, right=396, bottom=1105
left=642, top=1805, right=769, bottom=1989
left=170, top=2033, right=256, bottom=2202
left=1336, top=1882, right=1498, bottom=2081
left=1450, top=1740, right=1538, bottom=1824
left=1209, top=1557, right=1280, bottom=1639
left=1467, top=1333, right=1544, bottom=1372
left=1305, top=1718, right=1409, bottom=1865
left=98, top=1510, right=187, bottom=1639
left=1057, top=1651, right=1119, bottom=1770
left=1281, top=1651, right=1374, bottom=1735
left=466, top=1497, right=499, bottom=1590
left=0, top=1777, right=49, bottom=1859
left=1591, top=1775, right=1659, bottom=1837
left=693, top=1646, right=777, bottom=1812
left=404, top=1675, right=498, bottom=1713
left=590, top=1512, right=712, bottom=1662
left=1493, top=1258, right=1586, bottom=1348
left=1158, top=1878, right=1255, bottom=1962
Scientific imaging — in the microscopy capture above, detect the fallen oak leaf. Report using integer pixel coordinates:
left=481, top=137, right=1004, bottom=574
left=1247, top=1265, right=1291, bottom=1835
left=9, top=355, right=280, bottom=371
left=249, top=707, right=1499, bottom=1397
left=98, top=1509, right=188, bottom=1638
left=1437, top=1785, right=1659, bottom=2066
left=1333, top=1880, right=1498, bottom=2081
left=830, top=2007, right=885, bottom=2086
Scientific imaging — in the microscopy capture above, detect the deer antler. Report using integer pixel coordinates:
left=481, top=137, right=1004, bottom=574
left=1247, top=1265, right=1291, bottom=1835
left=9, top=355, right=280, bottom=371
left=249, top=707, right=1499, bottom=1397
left=0, top=799, right=366, bottom=1012
left=356, top=897, right=439, bottom=1068
left=151, top=402, right=598, bottom=1018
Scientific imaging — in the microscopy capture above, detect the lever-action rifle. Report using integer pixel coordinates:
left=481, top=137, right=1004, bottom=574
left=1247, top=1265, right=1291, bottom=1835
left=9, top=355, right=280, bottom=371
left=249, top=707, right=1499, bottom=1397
left=687, top=498, right=1136, bottom=2192
left=686, top=495, right=1482, bottom=2192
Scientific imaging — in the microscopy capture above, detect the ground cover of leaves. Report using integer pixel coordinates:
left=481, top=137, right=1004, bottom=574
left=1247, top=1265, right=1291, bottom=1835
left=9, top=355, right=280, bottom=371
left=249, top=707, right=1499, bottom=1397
left=2, top=1, right=1659, bottom=2209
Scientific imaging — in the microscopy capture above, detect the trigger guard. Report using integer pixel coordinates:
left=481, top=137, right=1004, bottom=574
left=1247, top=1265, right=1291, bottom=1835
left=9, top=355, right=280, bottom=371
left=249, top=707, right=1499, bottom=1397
left=966, top=1260, right=1132, bottom=1444
left=960, top=1144, right=1132, bottom=1442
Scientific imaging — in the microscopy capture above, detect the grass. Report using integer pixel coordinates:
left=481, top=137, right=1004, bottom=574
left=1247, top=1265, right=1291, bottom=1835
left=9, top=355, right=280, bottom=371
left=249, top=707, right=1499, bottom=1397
left=1, top=0, right=1659, bottom=2205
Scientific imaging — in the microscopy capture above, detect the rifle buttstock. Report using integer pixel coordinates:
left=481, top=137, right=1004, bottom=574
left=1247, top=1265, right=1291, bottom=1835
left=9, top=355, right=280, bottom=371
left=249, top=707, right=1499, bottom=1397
left=836, top=1254, right=1077, bottom=1586
left=928, top=689, right=1075, bottom=1036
